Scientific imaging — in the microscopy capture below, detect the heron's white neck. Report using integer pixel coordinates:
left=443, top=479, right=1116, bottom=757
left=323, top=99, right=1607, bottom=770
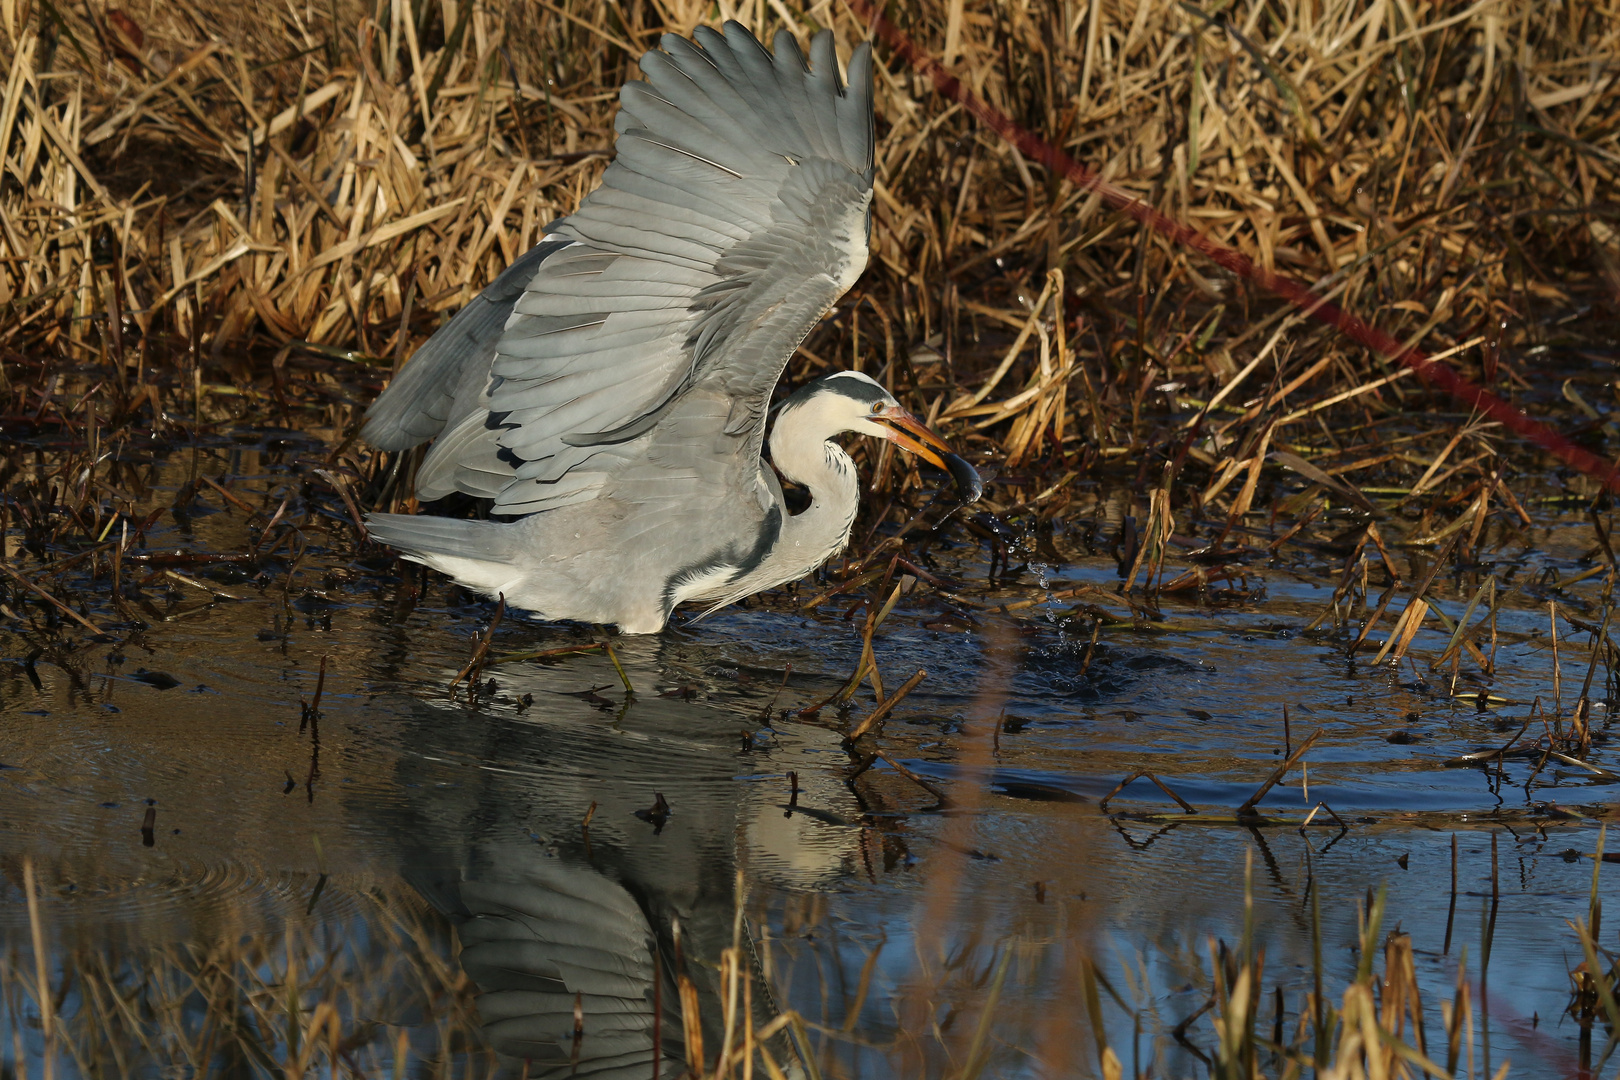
left=679, top=399, right=870, bottom=615
left=683, top=399, right=868, bottom=614
left=754, top=402, right=862, bottom=588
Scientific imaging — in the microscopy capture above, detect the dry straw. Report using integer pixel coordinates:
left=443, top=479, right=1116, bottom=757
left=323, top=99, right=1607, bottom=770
left=1, top=0, right=1614, bottom=490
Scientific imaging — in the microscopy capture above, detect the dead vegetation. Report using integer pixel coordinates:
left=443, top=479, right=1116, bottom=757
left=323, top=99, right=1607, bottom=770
left=1, top=0, right=1616, bottom=474
left=5, top=858, right=498, bottom=1079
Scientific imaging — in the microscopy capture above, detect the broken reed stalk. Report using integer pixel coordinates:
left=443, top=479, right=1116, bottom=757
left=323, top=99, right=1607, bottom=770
left=1551, top=601, right=1563, bottom=717
left=300, top=652, right=328, bottom=730
left=1431, top=576, right=1495, bottom=672
left=469, top=634, right=632, bottom=693
left=1, top=561, right=108, bottom=637
left=1097, top=769, right=1196, bottom=814
left=1368, top=533, right=1460, bottom=666
left=1567, top=606, right=1611, bottom=751
left=448, top=593, right=504, bottom=696
left=1298, top=801, right=1347, bottom=830
left=1239, top=727, right=1324, bottom=815
left=600, top=641, right=635, bottom=696
left=847, top=666, right=926, bottom=741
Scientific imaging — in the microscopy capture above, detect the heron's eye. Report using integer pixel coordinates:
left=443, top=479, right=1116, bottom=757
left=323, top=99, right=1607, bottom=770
left=871, top=402, right=883, bottom=415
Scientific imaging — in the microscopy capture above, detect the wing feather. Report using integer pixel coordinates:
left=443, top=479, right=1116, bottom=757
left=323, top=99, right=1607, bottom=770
left=359, top=239, right=566, bottom=451
left=415, top=411, right=517, bottom=501
left=802, top=31, right=844, bottom=158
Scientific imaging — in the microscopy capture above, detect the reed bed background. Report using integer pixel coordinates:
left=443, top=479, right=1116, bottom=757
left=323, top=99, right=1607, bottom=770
left=1, top=0, right=1616, bottom=480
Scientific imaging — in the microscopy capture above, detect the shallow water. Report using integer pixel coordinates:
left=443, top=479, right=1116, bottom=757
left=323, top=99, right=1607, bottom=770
left=2, top=432, right=1618, bottom=1078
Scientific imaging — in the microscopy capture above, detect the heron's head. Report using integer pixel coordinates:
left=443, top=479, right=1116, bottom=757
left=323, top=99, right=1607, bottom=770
left=776, top=372, right=984, bottom=501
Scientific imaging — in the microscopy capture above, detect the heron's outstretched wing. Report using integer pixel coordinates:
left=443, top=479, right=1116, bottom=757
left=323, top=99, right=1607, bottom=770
left=364, top=22, right=873, bottom=516
left=359, top=239, right=567, bottom=452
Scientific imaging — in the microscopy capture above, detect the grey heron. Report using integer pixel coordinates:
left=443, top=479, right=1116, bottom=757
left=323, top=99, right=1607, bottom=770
left=362, top=21, right=982, bottom=634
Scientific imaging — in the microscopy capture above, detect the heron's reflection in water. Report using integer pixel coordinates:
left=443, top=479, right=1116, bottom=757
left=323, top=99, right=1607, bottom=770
left=385, top=643, right=850, bottom=1077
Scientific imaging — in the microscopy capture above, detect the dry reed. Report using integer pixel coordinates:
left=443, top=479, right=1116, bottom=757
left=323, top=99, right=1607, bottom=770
left=2, top=0, right=1615, bottom=478
left=2, top=879, right=494, bottom=1079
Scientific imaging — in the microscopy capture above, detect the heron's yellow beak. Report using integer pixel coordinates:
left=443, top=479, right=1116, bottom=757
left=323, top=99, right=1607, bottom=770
left=873, top=405, right=953, bottom=471
left=872, top=405, right=985, bottom=503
